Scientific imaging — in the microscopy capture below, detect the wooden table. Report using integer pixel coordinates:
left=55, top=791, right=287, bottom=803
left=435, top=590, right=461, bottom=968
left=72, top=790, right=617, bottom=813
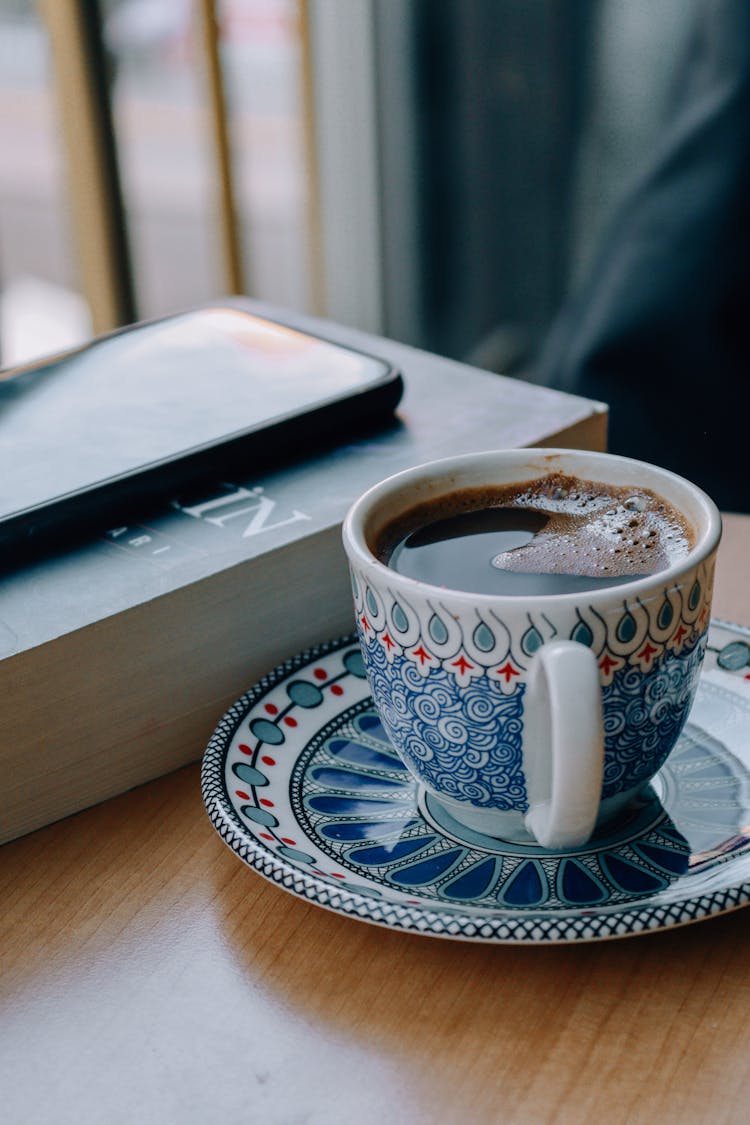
left=3, top=515, right=750, bottom=1125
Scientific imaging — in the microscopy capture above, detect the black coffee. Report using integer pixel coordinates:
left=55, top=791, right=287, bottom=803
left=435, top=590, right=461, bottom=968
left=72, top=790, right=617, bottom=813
left=377, top=473, right=694, bottom=596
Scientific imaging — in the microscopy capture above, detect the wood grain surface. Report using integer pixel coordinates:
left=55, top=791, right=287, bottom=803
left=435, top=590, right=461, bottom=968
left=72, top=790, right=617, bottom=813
left=2, top=514, right=749, bottom=1125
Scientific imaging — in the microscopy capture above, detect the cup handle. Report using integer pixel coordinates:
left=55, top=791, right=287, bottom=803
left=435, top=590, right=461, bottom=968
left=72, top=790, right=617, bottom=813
left=522, top=640, right=604, bottom=850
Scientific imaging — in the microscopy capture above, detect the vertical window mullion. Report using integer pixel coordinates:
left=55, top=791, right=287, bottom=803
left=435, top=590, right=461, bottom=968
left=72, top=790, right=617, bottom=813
left=39, top=0, right=135, bottom=334
left=196, top=0, right=246, bottom=297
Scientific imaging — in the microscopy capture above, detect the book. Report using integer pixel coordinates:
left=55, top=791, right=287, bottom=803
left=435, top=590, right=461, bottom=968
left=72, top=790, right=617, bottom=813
left=0, top=301, right=607, bottom=843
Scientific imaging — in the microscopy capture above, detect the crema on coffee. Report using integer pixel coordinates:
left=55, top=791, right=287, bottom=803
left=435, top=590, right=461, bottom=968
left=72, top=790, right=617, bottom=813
left=376, top=472, right=694, bottom=596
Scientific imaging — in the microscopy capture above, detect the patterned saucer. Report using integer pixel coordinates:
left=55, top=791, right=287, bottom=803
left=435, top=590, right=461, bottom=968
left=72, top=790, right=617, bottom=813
left=201, top=620, right=750, bottom=943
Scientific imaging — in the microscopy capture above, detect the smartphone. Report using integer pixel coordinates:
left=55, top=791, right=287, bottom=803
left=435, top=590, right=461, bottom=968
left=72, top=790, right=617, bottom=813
left=0, top=304, right=403, bottom=557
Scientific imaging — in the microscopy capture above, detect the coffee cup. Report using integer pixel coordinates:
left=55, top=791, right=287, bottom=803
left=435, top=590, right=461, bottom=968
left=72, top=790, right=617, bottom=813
left=341, top=449, right=721, bottom=849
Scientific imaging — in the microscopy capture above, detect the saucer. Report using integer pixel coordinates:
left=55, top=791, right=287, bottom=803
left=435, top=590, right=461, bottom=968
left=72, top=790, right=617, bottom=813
left=201, top=620, right=750, bottom=943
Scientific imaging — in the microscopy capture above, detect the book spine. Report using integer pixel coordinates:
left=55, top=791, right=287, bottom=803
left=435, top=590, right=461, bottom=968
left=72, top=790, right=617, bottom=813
left=0, top=525, right=354, bottom=844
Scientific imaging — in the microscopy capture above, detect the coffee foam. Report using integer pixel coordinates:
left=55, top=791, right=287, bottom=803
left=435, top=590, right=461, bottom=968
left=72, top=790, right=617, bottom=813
left=376, top=472, right=694, bottom=580
left=488, top=473, right=693, bottom=579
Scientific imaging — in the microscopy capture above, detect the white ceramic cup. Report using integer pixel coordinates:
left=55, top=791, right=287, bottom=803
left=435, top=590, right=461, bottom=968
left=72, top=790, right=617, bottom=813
left=342, top=448, right=721, bottom=849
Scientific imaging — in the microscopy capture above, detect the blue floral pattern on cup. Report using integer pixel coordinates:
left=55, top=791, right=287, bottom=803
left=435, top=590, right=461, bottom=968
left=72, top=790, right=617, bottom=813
left=362, top=640, right=528, bottom=807
left=601, top=638, right=706, bottom=797
left=352, top=557, right=714, bottom=813
left=359, top=620, right=706, bottom=809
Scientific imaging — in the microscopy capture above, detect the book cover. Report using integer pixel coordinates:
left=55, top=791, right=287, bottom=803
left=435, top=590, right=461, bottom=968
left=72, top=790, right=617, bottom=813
left=0, top=302, right=606, bottom=842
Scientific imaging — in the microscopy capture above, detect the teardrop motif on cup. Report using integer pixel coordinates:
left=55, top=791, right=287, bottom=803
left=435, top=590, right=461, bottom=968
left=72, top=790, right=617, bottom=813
left=521, top=624, right=544, bottom=656
left=428, top=613, right=449, bottom=645
left=473, top=621, right=495, bottom=653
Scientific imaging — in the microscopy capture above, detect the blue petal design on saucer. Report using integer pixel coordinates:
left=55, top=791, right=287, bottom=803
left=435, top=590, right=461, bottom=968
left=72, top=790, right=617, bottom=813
left=306, top=795, right=407, bottom=816
left=557, top=860, right=609, bottom=906
left=390, top=848, right=464, bottom=886
left=354, top=713, right=395, bottom=742
left=600, top=853, right=667, bottom=894
left=327, top=737, right=407, bottom=771
left=349, top=837, right=435, bottom=866
left=442, top=857, right=499, bottom=901
left=499, top=860, right=547, bottom=907
left=309, top=766, right=403, bottom=790
left=631, top=841, right=689, bottom=876
left=320, top=820, right=418, bottom=842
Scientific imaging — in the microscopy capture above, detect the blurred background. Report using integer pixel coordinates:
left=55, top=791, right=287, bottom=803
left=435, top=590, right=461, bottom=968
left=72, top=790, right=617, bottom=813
left=0, top=0, right=696, bottom=369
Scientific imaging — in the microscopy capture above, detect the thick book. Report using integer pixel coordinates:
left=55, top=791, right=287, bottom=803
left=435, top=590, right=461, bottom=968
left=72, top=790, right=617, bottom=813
left=0, top=302, right=606, bottom=843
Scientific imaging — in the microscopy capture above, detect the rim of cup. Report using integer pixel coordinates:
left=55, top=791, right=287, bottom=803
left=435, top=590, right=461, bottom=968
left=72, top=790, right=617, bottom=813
left=342, top=448, right=723, bottom=606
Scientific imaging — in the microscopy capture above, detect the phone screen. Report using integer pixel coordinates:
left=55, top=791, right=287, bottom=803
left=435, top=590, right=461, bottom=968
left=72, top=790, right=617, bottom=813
left=0, top=306, right=394, bottom=525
